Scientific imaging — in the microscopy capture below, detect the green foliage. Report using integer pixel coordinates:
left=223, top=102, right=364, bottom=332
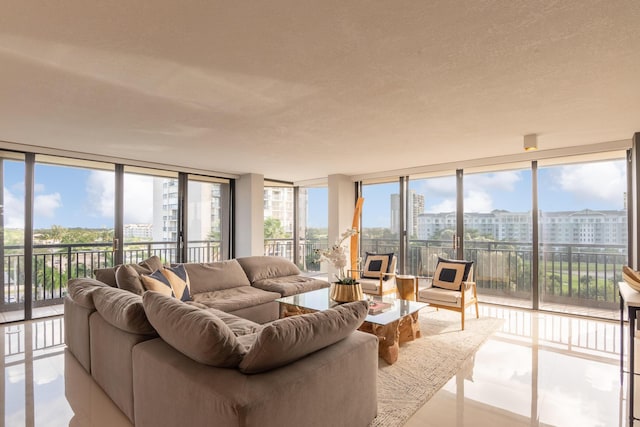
left=361, top=228, right=398, bottom=240
left=264, top=217, right=289, bottom=239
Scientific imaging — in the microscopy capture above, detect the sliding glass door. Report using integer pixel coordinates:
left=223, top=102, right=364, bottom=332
left=123, top=167, right=179, bottom=265
left=297, top=185, right=328, bottom=272
left=407, top=174, right=457, bottom=276
left=463, top=167, right=533, bottom=309
left=361, top=181, right=401, bottom=257
left=538, top=157, right=626, bottom=319
left=0, top=152, right=25, bottom=322
left=186, top=175, right=230, bottom=262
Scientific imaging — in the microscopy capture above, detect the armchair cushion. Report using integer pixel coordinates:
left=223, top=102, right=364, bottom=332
left=362, top=252, right=394, bottom=280
left=432, top=258, right=473, bottom=291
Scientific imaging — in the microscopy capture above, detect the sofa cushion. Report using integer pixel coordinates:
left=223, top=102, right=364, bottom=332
left=186, top=260, right=251, bottom=294
left=95, top=256, right=164, bottom=289
left=92, top=287, right=156, bottom=335
left=67, top=278, right=110, bottom=309
left=191, top=287, right=281, bottom=312
left=142, top=291, right=246, bottom=367
left=93, top=267, right=118, bottom=287
left=237, top=256, right=301, bottom=282
left=115, top=265, right=146, bottom=295
left=186, top=301, right=263, bottom=335
left=238, top=300, right=369, bottom=374
left=252, top=275, right=329, bottom=297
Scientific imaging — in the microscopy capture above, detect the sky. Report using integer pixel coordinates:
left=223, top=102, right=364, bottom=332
left=1, top=158, right=627, bottom=230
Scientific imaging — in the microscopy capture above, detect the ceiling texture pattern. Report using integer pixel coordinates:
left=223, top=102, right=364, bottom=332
left=0, top=1, right=639, bottom=181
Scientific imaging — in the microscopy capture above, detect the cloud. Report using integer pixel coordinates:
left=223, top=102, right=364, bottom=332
left=465, top=171, right=521, bottom=192
left=421, top=171, right=522, bottom=213
left=86, top=170, right=155, bottom=224
left=557, top=161, right=625, bottom=206
left=464, top=190, right=494, bottom=212
left=34, top=183, right=45, bottom=193
left=3, top=187, right=24, bottom=228
left=34, top=193, right=62, bottom=218
left=86, top=170, right=115, bottom=218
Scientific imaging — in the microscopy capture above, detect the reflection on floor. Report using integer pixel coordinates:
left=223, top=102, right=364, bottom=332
left=0, top=305, right=630, bottom=427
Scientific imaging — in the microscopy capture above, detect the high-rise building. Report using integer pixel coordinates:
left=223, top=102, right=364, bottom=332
left=263, top=187, right=295, bottom=235
left=152, top=179, right=222, bottom=242
left=390, top=191, right=425, bottom=238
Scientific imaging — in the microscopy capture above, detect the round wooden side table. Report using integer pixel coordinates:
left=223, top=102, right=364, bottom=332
left=395, top=275, right=417, bottom=301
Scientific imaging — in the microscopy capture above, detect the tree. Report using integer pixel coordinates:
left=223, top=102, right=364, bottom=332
left=264, top=218, right=288, bottom=239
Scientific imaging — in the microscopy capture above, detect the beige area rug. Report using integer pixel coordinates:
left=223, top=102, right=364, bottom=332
left=371, top=309, right=504, bottom=427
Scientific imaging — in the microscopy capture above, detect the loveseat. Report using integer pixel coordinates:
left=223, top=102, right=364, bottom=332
left=64, top=256, right=378, bottom=426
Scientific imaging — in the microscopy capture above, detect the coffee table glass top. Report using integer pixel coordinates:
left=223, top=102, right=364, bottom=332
left=276, top=287, right=428, bottom=326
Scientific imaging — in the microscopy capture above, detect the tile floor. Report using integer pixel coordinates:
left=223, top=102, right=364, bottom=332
left=0, top=305, right=633, bottom=426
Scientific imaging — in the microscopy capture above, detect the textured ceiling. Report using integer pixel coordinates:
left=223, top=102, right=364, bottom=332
left=0, top=1, right=639, bottom=181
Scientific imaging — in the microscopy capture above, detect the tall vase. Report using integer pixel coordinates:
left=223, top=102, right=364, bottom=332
left=330, top=283, right=364, bottom=302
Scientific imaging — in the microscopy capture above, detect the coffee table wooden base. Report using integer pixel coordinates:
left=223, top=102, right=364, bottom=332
left=359, top=312, right=421, bottom=364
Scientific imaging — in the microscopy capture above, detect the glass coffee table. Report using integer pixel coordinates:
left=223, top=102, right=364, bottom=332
left=276, top=287, right=428, bottom=364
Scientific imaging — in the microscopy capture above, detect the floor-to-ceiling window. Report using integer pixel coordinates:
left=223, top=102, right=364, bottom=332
left=33, top=156, right=115, bottom=319
left=264, top=182, right=294, bottom=260
left=381, top=151, right=627, bottom=319
left=538, top=155, right=626, bottom=319
left=0, top=151, right=234, bottom=323
left=407, top=173, right=457, bottom=276
left=0, top=152, right=25, bottom=323
left=463, top=166, right=533, bottom=309
left=297, top=185, right=328, bottom=272
left=123, top=167, right=179, bottom=265
left=186, top=175, right=231, bottom=262
left=361, top=180, right=400, bottom=258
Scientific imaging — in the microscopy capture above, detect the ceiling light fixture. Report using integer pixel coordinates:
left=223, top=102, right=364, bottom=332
left=524, top=134, right=538, bottom=151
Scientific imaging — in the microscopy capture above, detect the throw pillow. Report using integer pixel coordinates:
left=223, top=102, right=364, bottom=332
left=437, top=257, right=473, bottom=281
left=432, top=258, right=474, bottom=291
left=362, top=252, right=394, bottom=280
left=161, top=264, right=191, bottom=301
left=236, top=256, right=301, bottom=282
left=238, top=300, right=369, bottom=374
left=142, top=291, right=246, bottom=367
left=98, top=255, right=164, bottom=290
left=115, top=264, right=146, bottom=295
left=92, top=287, right=156, bottom=335
left=140, top=269, right=174, bottom=297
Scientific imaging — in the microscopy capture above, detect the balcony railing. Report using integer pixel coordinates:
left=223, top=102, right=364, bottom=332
left=1, top=240, right=222, bottom=310
left=1, top=238, right=626, bottom=314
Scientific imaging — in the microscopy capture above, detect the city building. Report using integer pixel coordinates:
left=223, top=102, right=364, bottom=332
left=391, top=191, right=425, bottom=238
left=417, top=209, right=627, bottom=245
left=123, top=223, right=153, bottom=240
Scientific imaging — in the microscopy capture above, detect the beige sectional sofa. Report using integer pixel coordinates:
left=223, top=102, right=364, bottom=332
left=64, top=256, right=378, bottom=426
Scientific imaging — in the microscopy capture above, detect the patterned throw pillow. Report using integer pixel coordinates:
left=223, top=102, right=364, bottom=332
left=432, top=258, right=474, bottom=291
left=140, top=265, right=192, bottom=301
left=162, top=265, right=191, bottom=301
left=362, top=252, right=394, bottom=280
left=140, top=269, right=175, bottom=297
